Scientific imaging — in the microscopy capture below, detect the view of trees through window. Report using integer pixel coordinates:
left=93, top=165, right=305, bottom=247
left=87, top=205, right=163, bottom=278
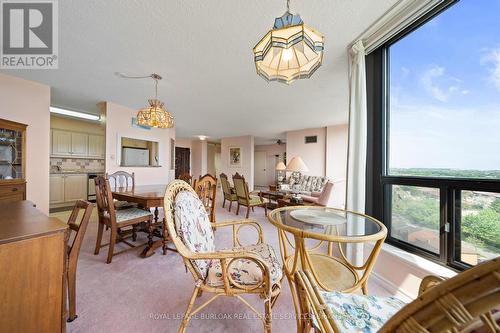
left=385, top=0, right=499, bottom=267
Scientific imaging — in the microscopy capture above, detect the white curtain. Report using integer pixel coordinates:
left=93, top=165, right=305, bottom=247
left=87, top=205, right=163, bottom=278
left=346, top=40, right=367, bottom=265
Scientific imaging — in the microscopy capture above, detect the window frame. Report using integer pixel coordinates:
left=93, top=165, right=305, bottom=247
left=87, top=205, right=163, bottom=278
left=367, top=0, right=500, bottom=271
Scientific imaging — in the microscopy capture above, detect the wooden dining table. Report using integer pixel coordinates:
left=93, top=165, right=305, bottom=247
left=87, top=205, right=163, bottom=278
left=112, top=184, right=175, bottom=257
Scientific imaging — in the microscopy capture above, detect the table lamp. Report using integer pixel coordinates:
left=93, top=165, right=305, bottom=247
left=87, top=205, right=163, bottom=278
left=275, top=161, right=286, bottom=184
left=286, top=157, right=309, bottom=200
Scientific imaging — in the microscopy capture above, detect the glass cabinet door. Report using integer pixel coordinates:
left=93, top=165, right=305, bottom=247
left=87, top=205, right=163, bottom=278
left=0, top=120, right=26, bottom=181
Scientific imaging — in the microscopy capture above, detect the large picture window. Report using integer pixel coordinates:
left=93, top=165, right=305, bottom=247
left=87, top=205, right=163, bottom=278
left=368, top=0, right=500, bottom=269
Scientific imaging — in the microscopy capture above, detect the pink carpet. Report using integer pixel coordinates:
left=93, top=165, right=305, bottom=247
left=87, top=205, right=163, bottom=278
left=52, top=195, right=391, bottom=333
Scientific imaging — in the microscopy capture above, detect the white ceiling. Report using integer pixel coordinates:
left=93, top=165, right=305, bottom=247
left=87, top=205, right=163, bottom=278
left=1, top=0, right=397, bottom=144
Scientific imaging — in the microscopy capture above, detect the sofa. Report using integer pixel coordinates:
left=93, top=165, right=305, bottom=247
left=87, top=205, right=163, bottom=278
left=278, top=174, right=329, bottom=196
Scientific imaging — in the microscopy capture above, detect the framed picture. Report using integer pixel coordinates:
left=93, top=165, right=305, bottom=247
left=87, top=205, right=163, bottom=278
left=229, top=147, right=241, bottom=167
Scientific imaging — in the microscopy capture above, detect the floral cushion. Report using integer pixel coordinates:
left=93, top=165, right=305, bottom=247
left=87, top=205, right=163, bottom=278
left=206, top=243, right=282, bottom=287
left=115, top=207, right=152, bottom=222
left=316, top=291, right=406, bottom=333
left=174, top=191, right=215, bottom=279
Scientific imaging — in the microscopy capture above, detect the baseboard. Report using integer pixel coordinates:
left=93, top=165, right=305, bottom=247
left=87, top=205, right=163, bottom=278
left=370, top=271, right=415, bottom=303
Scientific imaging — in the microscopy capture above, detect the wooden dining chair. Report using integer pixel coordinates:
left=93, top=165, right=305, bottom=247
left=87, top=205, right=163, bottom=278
left=294, top=258, right=500, bottom=333
left=106, top=171, right=137, bottom=210
left=163, top=180, right=282, bottom=333
left=195, top=174, right=218, bottom=226
left=93, top=176, right=153, bottom=263
left=65, top=200, right=93, bottom=322
left=178, top=172, right=193, bottom=187
left=232, top=173, right=267, bottom=218
left=220, top=173, right=237, bottom=212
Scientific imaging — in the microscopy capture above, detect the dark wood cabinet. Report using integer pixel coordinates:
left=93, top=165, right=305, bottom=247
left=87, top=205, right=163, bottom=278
left=0, top=119, right=27, bottom=203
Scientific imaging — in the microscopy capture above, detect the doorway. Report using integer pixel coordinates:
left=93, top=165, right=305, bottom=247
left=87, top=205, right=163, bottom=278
left=175, top=147, right=190, bottom=178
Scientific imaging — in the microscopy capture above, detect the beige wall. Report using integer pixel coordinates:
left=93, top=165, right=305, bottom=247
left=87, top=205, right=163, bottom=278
left=104, top=102, right=175, bottom=185
left=326, top=124, right=348, bottom=209
left=255, top=143, right=287, bottom=186
left=221, top=135, right=254, bottom=190
left=50, top=114, right=105, bottom=135
left=286, top=127, right=327, bottom=176
left=191, top=140, right=207, bottom=179
left=0, top=73, right=50, bottom=214
left=175, top=138, right=192, bottom=149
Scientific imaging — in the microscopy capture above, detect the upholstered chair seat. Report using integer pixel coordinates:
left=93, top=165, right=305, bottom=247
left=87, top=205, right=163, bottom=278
left=314, top=291, right=406, bottom=333
left=206, top=243, right=283, bottom=287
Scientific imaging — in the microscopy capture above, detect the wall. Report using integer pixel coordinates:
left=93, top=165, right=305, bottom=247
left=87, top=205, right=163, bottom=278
left=191, top=140, right=207, bottom=179
left=326, top=124, right=349, bottom=209
left=254, top=143, right=287, bottom=186
left=220, top=135, right=255, bottom=190
left=286, top=127, right=327, bottom=177
left=104, top=102, right=175, bottom=185
left=0, top=73, right=51, bottom=214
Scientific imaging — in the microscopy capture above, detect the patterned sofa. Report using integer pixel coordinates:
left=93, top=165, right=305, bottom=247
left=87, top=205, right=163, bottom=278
left=278, top=174, right=329, bottom=196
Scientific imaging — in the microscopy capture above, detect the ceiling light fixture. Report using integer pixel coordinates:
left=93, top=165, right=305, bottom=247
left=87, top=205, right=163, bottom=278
left=136, top=74, right=174, bottom=129
left=253, top=0, right=324, bottom=84
left=50, top=106, right=101, bottom=121
left=197, top=135, right=208, bottom=141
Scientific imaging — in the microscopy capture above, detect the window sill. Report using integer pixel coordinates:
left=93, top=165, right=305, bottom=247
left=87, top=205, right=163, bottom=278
left=379, top=243, right=457, bottom=278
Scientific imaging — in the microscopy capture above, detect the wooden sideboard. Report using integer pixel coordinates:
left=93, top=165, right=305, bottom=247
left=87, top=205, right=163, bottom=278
left=0, top=201, right=68, bottom=333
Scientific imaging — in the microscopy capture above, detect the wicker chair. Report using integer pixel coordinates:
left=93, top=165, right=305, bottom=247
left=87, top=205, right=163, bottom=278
left=220, top=173, right=237, bottom=212
left=232, top=173, right=267, bottom=218
left=194, top=174, right=217, bottom=226
left=294, top=258, right=500, bottom=333
left=163, top=180, right=282, bottom=333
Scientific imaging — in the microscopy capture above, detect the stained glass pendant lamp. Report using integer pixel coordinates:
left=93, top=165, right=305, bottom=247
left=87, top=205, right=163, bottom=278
left=136, top=74, right=174, bottom=129
left=253, top=0, right=324, bottom=84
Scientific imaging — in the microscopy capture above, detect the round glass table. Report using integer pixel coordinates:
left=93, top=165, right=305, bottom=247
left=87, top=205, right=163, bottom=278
left=268, top=206, right=387, bottom=328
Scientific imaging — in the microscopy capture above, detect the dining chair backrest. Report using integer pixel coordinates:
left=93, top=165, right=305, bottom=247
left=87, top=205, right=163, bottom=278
left=94, top=176, right=116, bottom=224
left=232, top=173, right=249, bottom=204
left=67, top=200, right=93, bottom=262
left=106, top=171, right=135, bottom=191
left=220, top=173, right=232, bottom=197
left=178, top=173, right=193, bottom=186
left=195, top=174, right=217, bottom=223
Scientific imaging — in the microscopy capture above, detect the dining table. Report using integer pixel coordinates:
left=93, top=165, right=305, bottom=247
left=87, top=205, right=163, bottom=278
left=112, top=184, right=175, bottom=257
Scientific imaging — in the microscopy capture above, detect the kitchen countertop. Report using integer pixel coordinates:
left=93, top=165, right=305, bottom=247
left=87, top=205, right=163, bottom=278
left=50, top=170, right=105, bottom=175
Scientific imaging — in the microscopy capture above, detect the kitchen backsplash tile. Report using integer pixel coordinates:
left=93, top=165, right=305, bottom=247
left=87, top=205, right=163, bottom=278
left=50, top=158, right=104, bottom=171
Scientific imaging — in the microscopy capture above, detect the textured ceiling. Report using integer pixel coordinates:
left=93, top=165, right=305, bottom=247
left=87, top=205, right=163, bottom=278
left=1, top=0, right=397, bottom=143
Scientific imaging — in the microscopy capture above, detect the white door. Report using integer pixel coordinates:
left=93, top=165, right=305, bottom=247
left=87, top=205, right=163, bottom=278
left=49, top=175, right=65, bottom=204
left=52, top=130, right=72, bottom=156
left=254, top=151, right=267, bottom=187
left=64, top=174, right=87, bottom=202
left=71, top=133, right=89, bottom=156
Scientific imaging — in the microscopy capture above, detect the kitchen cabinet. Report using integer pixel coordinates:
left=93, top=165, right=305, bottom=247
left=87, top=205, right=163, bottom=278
left=88, top=134, right=105, bottom=158
left=51, top=129, right=72, bottom=156
left=71, top=132, right=88, bottom=156
left=49, top=174, right=87, bottom=207
left=51, top=130, right=104, bottom=159
left=49, top=174, right=65, bottom=204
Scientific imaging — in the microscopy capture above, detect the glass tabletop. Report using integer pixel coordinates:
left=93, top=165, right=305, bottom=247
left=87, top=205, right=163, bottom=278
left=268, top=206, right=385, bottom=240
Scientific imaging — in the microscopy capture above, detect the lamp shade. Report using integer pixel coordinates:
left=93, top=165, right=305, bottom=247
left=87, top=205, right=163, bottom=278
left=286, top=156, right=309, bottom=173
left=275, top=161, right=287, bottom=171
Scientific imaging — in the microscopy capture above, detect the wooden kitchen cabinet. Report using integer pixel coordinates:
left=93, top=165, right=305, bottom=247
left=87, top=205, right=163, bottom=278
left=49, top=174, right=65, bottom=204
left=88, top=134, right=105, bottom=158
left=71, top=132, right=88, bottom=156
left=63, top=174, right=87, bottom=202
left=52, top=129, right=72, bottom=156
left=49, top=174, right=87, bottom=208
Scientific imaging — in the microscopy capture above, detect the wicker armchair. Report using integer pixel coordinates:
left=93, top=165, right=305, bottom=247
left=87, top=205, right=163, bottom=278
left=163, top=180, right=282, bottom=333
left=294, top=258, right=500, bottom=333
